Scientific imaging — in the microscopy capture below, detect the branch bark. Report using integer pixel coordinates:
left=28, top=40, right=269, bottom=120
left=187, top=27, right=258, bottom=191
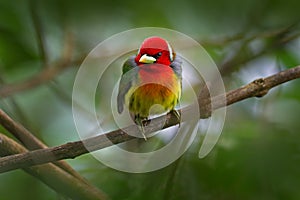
left=1, top=65, right=300, bottom=173
left=0, top=108, right=109, bottom=199
left=0, top=108, right=88, bottom=181
left=0, top=133, right=108, bottom=200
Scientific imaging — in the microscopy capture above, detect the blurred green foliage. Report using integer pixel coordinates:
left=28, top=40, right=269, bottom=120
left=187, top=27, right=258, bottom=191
left=1, top=0, right=300, bottom=199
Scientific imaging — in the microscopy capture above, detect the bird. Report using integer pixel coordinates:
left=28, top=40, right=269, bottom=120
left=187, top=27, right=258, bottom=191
left=117, top=36, right=182, bottom=140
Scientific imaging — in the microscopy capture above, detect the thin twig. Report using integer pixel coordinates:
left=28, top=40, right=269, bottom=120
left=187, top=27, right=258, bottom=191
left=0, top=31, right=82, bottom=99
left=219, top=25, right=300, bottom=75
left=0, top=64, right=63, bottom=97
left=1, top=65, right=300, bottom=173
left=29, top=0, right=48, bottom=64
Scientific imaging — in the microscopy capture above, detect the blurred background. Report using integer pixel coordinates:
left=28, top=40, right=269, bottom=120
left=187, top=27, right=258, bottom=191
left=1, top=0, right=300, bottom=199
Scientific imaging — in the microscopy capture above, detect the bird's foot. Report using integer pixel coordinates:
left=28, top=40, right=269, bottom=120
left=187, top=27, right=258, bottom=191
left=168, top=110, right=181, bottom=127
left=135, top=117, right=148, bottom=141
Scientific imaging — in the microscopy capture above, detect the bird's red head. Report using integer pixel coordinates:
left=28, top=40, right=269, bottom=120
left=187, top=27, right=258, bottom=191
left=135, top=36, right=174, bottom=66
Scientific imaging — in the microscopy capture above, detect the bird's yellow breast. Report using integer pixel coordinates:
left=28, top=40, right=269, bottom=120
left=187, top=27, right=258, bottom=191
left=125, top=70, right=181, bottom=119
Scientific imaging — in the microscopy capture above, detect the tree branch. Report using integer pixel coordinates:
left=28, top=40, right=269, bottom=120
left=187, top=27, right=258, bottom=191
left=0, top=133, right=108, bottom=200
left=0, top=109, right=110, bottom=199
left=219, top=24, right=299, bottom=75
left=0, top=31, right=83, bottom=99
left=1, top=65, right=300, bottom=173
left=0, top=108, right=90, bottom=182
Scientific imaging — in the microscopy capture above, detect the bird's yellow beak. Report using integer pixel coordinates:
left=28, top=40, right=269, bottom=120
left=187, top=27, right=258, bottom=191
left=139, top=54, right=156, bottom=64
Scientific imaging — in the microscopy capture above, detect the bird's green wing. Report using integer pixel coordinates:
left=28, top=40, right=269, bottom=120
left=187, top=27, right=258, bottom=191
left=170, top=55, right=182, bottom=80
left=170, top=55, right=183, bottom=102
left=117, top=56, right=138, bottom=114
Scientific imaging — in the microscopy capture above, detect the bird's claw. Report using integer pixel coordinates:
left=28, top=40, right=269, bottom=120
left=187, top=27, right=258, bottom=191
left=135, top=118, right=148, bottom=141
left=169, top=110, right=181, bottom=127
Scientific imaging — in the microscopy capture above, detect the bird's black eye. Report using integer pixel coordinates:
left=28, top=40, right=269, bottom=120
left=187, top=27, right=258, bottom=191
left=153, top=52, right=162, bottom=59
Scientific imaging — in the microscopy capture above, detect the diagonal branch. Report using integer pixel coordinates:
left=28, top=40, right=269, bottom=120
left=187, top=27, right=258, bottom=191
left=1, top=65, right=300, bottom=173
left=0, top=133, right=108, bottom=200
left=0, top=26, right=90, bottom=180
left=219, top=24, right=300, bottom=76
left=0, top=30, right=83, bottom=99
left=0, top=108, right=87, bottom=180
